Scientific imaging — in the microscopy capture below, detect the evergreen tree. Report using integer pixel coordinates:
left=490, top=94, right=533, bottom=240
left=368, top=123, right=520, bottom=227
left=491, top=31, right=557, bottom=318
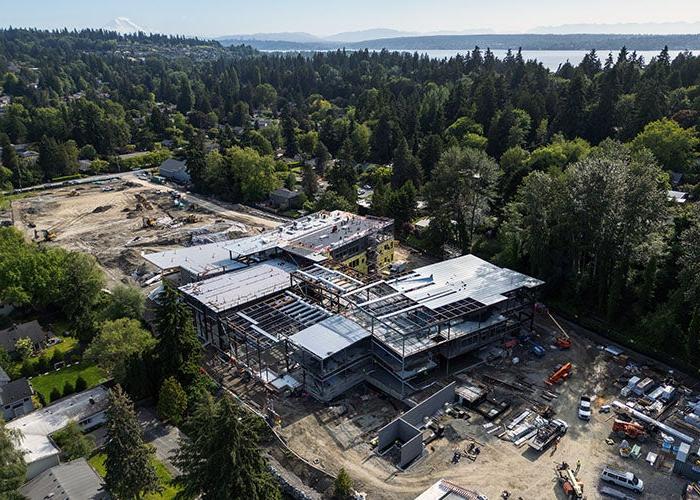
left=175, top=394, right=281, bottom=500
left=334, top=468, right=353, bottom=500
left=157, top=377, right=188, bottom=426
left=314, top=141, right=330, bottom=175
left=301, top=163, right=318, bottom=197
left=155, top=281, right=202, bottom=387
left=104, top=386, right=160, bottom=499
left=390, top=136, right=422, bottom=189
left=185, top=131, right=207, bottom=191
left=370, top=113, right=393, bottom=164
left=281, top=105, right=298, bottom=157
left=0, top=133, right=20, bottom=188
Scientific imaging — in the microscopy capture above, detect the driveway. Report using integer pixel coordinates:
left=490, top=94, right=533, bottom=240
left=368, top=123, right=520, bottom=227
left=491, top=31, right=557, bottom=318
left=137, top=406, right=182, bottom=475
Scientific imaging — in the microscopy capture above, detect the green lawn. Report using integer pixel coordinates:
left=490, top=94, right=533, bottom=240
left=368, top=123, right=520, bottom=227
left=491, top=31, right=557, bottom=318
left=31, top=362, right=107, bottom=402
left=10, top=335, right=80, bottom=376
left=88, top=453, right=182, bottom=500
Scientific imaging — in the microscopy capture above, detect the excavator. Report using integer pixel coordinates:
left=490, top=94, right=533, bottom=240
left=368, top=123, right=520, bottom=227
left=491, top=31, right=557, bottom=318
left=612, top=419, right=648, bottom=441
left=546, top=362, right=573, bottom=386
left=557, top=464, right=584, bottom=500
left=536, top=303, right=572, bottom=349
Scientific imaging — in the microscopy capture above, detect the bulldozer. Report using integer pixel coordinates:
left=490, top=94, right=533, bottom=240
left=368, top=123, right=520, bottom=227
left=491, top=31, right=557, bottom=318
left=545, top=362, right=573, bottom=386
left=612, top=419, right=648, bottom=441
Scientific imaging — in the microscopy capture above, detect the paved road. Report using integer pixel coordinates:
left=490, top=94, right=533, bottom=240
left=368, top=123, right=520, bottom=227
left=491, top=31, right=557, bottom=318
left=3, top=169, right=146, bottom=196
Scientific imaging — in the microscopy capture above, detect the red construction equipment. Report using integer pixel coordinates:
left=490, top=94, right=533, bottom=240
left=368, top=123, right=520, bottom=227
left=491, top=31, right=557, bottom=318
left=536, top=303, right=572, bottom=349
left=545, top=362, right=572, bottom=386
left=612, top=419, right=648, bottom=440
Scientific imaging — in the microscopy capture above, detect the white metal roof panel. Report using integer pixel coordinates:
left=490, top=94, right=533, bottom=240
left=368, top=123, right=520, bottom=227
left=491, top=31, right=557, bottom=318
left=179, top=260, right=297, bottom=313
left=289, top=315, right=370, bottom=359
left=390, top=254, right=542, bottom=310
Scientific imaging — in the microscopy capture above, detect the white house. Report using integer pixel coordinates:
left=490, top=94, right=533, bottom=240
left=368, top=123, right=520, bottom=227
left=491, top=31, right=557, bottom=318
left=8, top=386, right=110, bottom=480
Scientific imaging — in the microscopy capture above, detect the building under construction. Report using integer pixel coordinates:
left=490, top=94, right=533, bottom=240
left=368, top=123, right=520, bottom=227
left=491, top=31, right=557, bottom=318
left=144, top=211, right=543, bottom=402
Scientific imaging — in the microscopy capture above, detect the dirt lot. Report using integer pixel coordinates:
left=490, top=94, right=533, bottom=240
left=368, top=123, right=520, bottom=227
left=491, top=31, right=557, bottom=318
left=10, top=175, right=281, bottom=284
left=232, top=319, right=693, bottom=500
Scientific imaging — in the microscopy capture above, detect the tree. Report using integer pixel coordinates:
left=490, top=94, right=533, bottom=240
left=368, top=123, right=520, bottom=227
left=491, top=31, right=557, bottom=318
left=175, top=394, right=281, bottom=500
left=50, top=387, right=62, bottom=403
left=0, top=133, right=19, bottom=188
left=14, top=337, right=33, bottom=360
left=103, top=284, right=145, bottom=321
left=62, top=381, right=75, bottom=397
left=52, top=421, right=95, bottom=460
left=185, top=131, right=207, bottom=191
left=281, top=106, right=298, bottom=157
left=425, top=147, right=501, bottom=253
left=75, top=375, right=88, bottom=392
left=313, top=141, right=331, bottom=175
left=157, top=377, right=188, bottom=425
left=391, top=136, right=421, bottom=188
left=334, top=468, right=353, bottom=499
left=155, top=282, right=202, bottom=387
left=85, top=318, right=156, bottom=384
left=301, top=163, right=318, bottom=197
left=370, top=113, right=393, bottom=164
left=631, top=118, right=699, bottom=171
left=0, top=418, right=26, bottom=499
left=104, top=386, right=160, bottom=499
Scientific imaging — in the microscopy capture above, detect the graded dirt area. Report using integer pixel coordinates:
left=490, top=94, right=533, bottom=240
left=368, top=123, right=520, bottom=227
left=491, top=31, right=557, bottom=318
left=10, top=175, right=281, bottom=284
left=265, top=321, right=691, bottom=500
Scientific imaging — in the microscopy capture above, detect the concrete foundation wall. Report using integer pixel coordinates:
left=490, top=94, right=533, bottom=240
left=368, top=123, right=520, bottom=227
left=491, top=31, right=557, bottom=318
left=402, top=382, right=456, bottom=427
left=377, top=382, right=457, bottom=468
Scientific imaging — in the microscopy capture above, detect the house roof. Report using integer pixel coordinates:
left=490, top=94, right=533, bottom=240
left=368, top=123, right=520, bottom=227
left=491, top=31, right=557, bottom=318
left=159, top=158, right=187, bottom=174
left=289, top=315, right=370, bottom=360
left=0, top=377, right=32, bottom=405
left=271, top=188, right=301, bottom=199
left=19, top=458, right=109, bottom=500
left=8, top=386, right=109, bottom=465
left=0, top=365, right=10, bottom=384
left=0, top=320, right=49, bottom=352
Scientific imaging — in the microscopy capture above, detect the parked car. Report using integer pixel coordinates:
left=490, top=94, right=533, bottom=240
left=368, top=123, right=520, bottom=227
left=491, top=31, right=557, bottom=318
left=600, top=466, right=644, bottom=492
left=578, top=395, right=592, bottom=420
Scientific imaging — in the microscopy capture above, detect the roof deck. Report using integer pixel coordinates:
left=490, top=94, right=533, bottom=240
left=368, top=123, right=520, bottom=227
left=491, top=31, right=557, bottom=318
left=179, top=259, right=298, bottom=313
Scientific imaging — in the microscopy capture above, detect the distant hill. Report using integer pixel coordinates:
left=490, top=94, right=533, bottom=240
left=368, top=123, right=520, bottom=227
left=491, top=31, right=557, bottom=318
left=529, top=22, right=700, bottom=35
left=323, top=28, right=418, bottom=42
left=220, top=33, right=700, bottom=51
left=216, top=32, right=321, bottom=43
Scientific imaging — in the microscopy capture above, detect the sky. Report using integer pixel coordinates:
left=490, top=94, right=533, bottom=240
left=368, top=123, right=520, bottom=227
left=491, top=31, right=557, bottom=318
left=1, top=0, right=700, bottom=37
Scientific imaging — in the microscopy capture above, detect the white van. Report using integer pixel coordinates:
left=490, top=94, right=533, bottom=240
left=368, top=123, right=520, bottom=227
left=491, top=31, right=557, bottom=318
left=600, top=466, right=644, bottom=493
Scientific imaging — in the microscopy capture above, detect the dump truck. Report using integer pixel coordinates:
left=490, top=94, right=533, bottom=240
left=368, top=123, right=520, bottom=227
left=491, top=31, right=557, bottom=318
left=529, top=418, right=568, bottom=451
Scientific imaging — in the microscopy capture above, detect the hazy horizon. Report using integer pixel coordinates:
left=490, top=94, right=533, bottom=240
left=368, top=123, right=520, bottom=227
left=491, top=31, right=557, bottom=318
left=2, top=0, right=699, bottom=38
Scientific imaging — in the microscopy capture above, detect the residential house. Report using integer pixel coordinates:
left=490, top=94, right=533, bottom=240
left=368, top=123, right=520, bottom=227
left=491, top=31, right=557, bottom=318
left=0, top=377, right=34, bottom=421
left=158, top=158, right=190, bottom=184
left=19, top=458, right=109, bottom=500
left=0, top=320, right=51, bottom=354
left=269, top=188, right=302, bottom=210
left=8, top=386, right=110, bottom=479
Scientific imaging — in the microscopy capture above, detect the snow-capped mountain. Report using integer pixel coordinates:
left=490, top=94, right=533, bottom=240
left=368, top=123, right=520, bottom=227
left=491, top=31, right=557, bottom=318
left=101, top=17, right=146, bottom=34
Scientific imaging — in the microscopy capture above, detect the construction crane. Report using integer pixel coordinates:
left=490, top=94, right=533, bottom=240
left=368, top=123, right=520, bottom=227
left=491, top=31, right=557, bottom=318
left=546, top=362, right=573, bottom=386
left=612, top=419, right=648, bottom=441
left=536, top=303, right=572, bottom=349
